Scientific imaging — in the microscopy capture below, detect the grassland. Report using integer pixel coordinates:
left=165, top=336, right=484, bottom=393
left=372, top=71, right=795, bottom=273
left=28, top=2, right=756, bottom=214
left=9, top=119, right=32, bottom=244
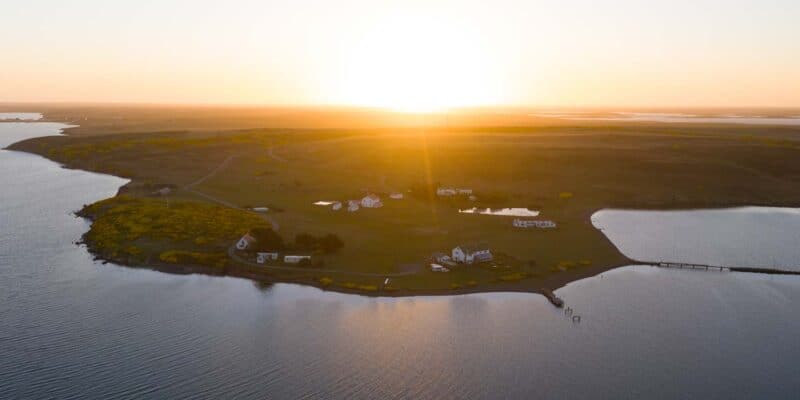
left=7, top=105, right=800, bottom=296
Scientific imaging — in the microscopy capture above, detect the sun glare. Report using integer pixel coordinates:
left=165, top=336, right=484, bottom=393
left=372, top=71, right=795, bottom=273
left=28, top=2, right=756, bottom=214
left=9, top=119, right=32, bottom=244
left=336, top=15, right=504, bottom=112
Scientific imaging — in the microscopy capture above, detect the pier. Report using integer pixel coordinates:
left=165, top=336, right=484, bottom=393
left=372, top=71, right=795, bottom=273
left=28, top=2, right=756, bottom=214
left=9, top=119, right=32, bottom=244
left=541, top=288, right=564, bottom=308
left=636, top=260, right=800, bottom=276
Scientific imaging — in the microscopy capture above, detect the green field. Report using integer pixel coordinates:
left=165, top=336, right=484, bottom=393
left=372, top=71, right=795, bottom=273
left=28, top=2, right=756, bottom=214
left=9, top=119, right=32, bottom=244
left=9, top=106, right=800, bottom=295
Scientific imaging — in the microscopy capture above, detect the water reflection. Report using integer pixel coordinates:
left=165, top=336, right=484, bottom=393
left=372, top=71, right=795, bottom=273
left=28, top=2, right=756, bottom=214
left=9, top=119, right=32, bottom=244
left=459, top=207, right=540, bottom=217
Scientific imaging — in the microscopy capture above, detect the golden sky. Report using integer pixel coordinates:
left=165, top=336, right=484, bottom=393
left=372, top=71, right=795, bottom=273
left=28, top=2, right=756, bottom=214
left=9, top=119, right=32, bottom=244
left=2, top=0, right=799, bottom=110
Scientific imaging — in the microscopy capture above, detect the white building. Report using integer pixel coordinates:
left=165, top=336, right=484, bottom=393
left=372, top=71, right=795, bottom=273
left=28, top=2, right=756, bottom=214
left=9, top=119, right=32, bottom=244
left=347, top=200, right=360, bottom=212
left=436, top=187, right=457, bottom=196
left=452, top=243, right=493, bottom=264
left=236, top=233, right=257, bottom=250
left=389, top=192, right=404, bottom=200
left=284, top=255, right=312, bottom=264
left=456, top=188, right=473, bottom=195
left=331, top=201, right=342, bottom=211
left=361, top=194, right=383, bottom=208
left=430, top=263, right=450, bottom=272
left=256, top=252, right=279, bottom=264
left=513, top=218, right=557, bottom=229
left=251, top=207, right=269, bottom=213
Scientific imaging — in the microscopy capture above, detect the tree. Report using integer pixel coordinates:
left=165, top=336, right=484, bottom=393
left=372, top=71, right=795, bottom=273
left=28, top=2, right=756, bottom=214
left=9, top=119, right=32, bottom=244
left=294, top=233, right=317, bottom=250
left=318, top=234, right=344, bottom=254
left=250, top=227, right=284, bottom=251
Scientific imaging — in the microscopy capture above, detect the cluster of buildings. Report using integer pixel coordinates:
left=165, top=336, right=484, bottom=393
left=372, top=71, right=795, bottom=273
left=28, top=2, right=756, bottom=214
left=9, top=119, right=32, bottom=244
left=436, top=186, right=477, bottom=202
left=235, top=234, right=312, bottom=265
left=328, top=192, right=404, bottom=212
left=255, top=252, right=311, bottom=265
left=430, top=243, right=494, bottom=271
left=512, top=218, right=557, bottom=229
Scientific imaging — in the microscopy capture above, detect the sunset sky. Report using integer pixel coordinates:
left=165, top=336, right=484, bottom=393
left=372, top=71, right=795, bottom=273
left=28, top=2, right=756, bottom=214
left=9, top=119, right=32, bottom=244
left=2, top=0, right=799, bottom=110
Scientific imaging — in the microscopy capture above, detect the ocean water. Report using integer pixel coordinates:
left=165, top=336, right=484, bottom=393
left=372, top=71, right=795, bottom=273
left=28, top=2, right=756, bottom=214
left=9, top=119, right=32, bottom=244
left=1, top=122, right=799, bottom=399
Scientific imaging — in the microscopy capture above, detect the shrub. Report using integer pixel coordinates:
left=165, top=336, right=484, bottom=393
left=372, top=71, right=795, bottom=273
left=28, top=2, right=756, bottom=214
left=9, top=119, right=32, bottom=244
left=499, top=272, right=529, bottom=282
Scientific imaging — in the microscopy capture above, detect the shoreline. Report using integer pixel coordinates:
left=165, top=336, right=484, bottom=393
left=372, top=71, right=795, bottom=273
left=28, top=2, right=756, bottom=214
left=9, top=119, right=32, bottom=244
left=5, top=113, right=797, bottom=301
left=2, top=114, right=634, bottom=301
left=82, top=244, right=635, bottom=299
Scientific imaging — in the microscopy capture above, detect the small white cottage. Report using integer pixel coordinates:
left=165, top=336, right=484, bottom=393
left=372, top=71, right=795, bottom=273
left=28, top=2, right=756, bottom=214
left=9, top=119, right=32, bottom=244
left=452, top=243, right=493, bottom=264
left=236, top=233, right=257, bottom=250
left=256, top=252, right=279, bottom=264
left=361, top=194, right=383, bottom=208
left=389, top=192, right=404, bottom=200
left=430, top=263, right=450, bottom=272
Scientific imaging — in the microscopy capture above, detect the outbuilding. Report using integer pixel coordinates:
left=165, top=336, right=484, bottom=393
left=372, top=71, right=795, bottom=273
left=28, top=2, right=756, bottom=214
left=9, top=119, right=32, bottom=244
left=284, top=255, right=312, bottom=264
left=436, top=187, right=457, bottom=196
left=256, top=252, right=279, bottom=264
left=430, top=263, right=450, bottom=272
left=513, top=218, right=557, bottom=229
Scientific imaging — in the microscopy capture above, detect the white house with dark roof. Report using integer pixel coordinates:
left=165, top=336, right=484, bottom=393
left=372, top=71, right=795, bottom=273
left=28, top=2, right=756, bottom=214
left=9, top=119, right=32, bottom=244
left=452, top=243, right=493, bottom=264
left=236, top=233, right=257, bottom=250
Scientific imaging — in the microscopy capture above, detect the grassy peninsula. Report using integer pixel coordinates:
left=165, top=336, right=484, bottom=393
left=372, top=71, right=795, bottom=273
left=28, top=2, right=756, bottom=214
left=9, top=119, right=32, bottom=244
left=8, top=105, right=800, bottom=296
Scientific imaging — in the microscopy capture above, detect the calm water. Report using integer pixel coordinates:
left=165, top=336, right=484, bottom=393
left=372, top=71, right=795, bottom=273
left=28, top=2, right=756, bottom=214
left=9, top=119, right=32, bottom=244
left=592, top=208, right=800, bottom=270
left=0, top=112, right=43, bottom=121
left=2, top=122, right=799, bottom=399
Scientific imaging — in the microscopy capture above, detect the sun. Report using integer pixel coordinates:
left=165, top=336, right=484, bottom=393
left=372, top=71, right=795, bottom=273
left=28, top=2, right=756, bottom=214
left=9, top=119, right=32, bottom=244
left=335, top=14, right=504, bottom=112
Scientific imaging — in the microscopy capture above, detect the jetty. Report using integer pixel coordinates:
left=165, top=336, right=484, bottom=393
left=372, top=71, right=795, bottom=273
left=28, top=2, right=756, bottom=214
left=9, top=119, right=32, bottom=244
left=636, top=260, right=800, bottom=276
left=541, top=288, right=564, bottom=308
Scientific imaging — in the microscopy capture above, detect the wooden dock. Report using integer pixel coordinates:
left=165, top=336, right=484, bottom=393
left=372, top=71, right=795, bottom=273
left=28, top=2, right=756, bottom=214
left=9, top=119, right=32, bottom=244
left=541, top=288, right=564, bottom=308
left=636, top=260, right=800, bottom=276
left=656, top=262, right=729, bottom=272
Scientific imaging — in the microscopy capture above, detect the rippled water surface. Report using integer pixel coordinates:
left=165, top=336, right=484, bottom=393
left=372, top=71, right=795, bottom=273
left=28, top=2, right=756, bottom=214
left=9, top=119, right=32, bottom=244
left=2, top=123, right=799, bottom=399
